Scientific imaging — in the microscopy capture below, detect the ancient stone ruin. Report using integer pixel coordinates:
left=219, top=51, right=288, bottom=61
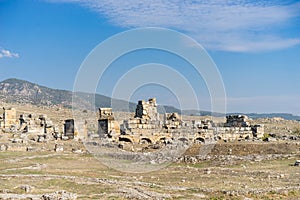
left=225, top=115, right=250, bottom=127
left=0, top=98, right=266, bottom=149
left=135, top=98, right=160, bottom=122
left=98, top=107, right=120, bottom=141
left=1, top=107, right=17, bottom=130
left=164, top=112, right=182, bottom=129
left=96, top=98, right=265, bottom=147
left=64, top=119, right=75, bottom=139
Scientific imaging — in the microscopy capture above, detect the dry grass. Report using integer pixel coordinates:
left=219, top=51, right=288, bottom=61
left=0, top=147, right=299, bottom=199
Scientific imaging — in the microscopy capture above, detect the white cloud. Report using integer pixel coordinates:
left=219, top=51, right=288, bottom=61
left=47, top=0, right=300, bottom=52
left=0, top=48, right=19, bottom=59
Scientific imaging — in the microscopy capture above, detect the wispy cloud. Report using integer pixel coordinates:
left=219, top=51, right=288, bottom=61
left=47, top=0, right=300, bottom=52
left=0, top=48, right=19, bottom=59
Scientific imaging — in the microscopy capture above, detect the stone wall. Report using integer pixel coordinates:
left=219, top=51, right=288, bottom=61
left=98, top=108, right=114, bottom=120
left=225, top=115, right=250, bottom=127
left=135, top=98, right=159, bottom=122
left=2, top=107, right=17, bottom=129
left=98, top=108, right=120, bottom=139
left=164, top=112, right=182, bottom=129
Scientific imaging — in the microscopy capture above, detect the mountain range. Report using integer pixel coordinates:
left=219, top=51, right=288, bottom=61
left=0, top=78, right=299, bottom=120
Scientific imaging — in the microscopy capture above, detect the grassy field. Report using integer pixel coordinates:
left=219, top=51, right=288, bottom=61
left=0, top=143, right=299, bottom=200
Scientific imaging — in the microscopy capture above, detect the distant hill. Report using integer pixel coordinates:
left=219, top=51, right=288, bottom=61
left=0, top=78, right=136, bottom=111
left=0, top=78, right=179, bottom=113
left=229, top=112, right=300, bottom=121
left=0, top=78, right=299, bottom=120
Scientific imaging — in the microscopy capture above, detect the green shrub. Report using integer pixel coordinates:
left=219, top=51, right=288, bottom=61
left=293, top=127, right=300, bottom=136
left=262, top=133, right=270, bottom=141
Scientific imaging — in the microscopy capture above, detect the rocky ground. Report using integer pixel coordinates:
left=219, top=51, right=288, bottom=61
left=0, top=139, right=299, bottom=200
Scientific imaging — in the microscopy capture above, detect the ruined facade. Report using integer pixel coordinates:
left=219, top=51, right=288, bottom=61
left=135, top=98, right=159, bottom=122
left=0, top=98, right=265, bottom=146
left=98, top=99, right=264, bottom=145
left=1, top=107, right=17, bottom=129
left=64, top=119, right=75, bottom=139
left=98, top=108, right=120, bottom=140
left=118, top=98, right=168, bottom=144
left=124, top=98, right=160, bottom=130
left=19, top=114, right=54, bottom=134
left=216, top=115, right=264, bottom=141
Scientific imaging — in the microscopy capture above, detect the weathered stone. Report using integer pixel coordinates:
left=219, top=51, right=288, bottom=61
left=134, top=98, right=159, bottom=121
left=54, top=144, right=64, bottom=152
left=41, top=190, right=77, bottom=200
left=11, top=138, right=23, bottom=143
left=164, top=112, right=182, bottom=129
left=98, top=108, right=114, bottom=120
left=0, top=144, right=8, bottom=151
left=19, top=185, right=34, bottom=193
left=26, top=146, right=36, bottom=152
left=62, top=136, right=69, bottom=141
left=1, top=107, right=17, bottom=129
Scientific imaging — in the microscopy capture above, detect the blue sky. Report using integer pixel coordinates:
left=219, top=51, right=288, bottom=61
left=0, top=0, right=300, bottom=115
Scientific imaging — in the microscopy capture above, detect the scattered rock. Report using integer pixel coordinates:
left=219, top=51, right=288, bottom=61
left=41, top=190, right=77, bottom=200
left=11, top=138, right=23, bottom=143
left=26, top=146, right=36, bottom=151
left=62, top=136, right=69, bottom=141
left=54, top=144, right=63, bottom=152
left=0, top=144, right=8, bottom=151
left=71, top=148, right=83, bottom=154
left=19, top=185, right=34, bottom=193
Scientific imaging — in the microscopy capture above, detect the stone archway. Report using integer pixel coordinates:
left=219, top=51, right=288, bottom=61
left=140, top=137, right=152, bottom=144
left=119, top=136, right=133, bottom=143
left=194, top=137, right=205, bottom=144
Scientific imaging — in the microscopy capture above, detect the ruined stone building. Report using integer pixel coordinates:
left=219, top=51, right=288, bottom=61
left=97, top=98, right=265, bottom=146
left=0, top=98, right=264, bottom=145
left=98, top=108, right=120, bottom=140
left=214, top=115, right=264, bottom=141
left=135, top=98, right=160, bottom=121
left=118, top=98, right=171, bottom=144
left=1, top=107, right=17, bottom=129
left=124, top=98, right=160, bottom=131
left=19, top=114, right=54, bottom=134
left=225, top=115, right=250, bottom=127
